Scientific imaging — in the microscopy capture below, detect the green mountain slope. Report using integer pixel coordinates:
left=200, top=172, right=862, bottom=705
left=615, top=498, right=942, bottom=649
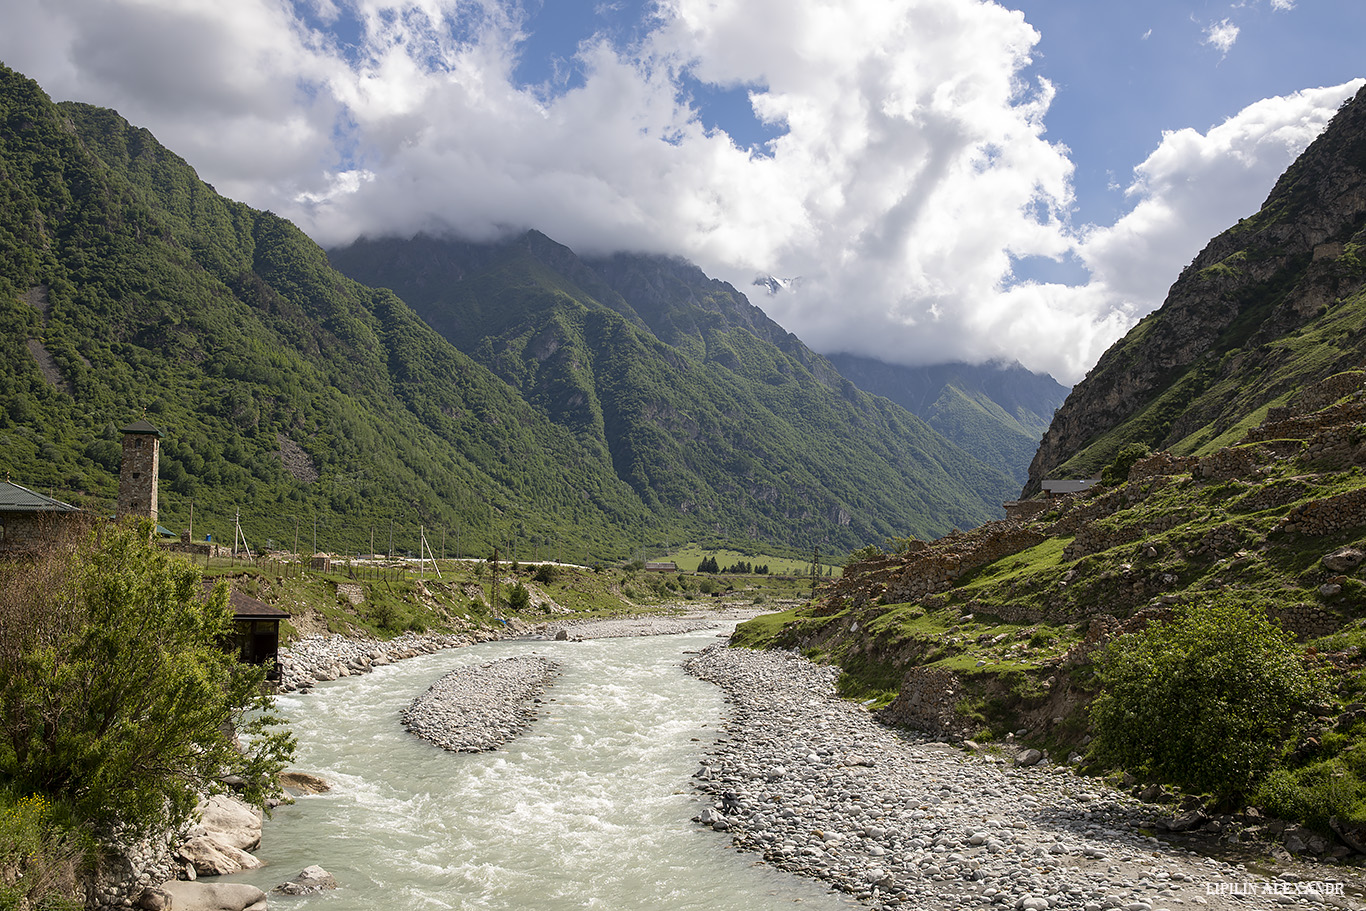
left=824, top=355, right=1068, bottom=487
left=1027, top=83, right=1366, bottom=491
left=0, top=64, right=655, bottom=558
left=329, top=233, right=1018, bottom=547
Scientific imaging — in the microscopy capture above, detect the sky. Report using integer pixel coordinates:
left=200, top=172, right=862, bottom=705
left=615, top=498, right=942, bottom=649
left=2, top=0, right=1364, bottom=384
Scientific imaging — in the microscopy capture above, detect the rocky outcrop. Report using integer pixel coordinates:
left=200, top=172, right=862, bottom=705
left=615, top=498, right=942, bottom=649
left=1027, top=83, right=1366, bottom=493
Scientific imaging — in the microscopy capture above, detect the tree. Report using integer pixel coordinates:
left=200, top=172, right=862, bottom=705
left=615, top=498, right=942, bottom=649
left=0, top=519, right=294, bottom=837
left=1089, top=597, right=1324, bottom=801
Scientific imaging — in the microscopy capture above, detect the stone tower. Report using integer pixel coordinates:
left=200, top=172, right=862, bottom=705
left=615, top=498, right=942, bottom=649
left=117, top=419, right=163, bottom=521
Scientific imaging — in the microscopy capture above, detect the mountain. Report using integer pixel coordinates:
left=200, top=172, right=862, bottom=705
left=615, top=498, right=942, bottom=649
left=0, top=63, right=660, bottom=559
left=823, top=355, right=1068, bottom=487
left=1027, top=83, right=1366, bottom=493
left=0, top=62, right=1011, bottom=559
left=328, top=232, right=1019, bottom=547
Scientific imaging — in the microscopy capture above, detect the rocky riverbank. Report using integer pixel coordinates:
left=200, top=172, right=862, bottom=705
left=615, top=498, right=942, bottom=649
left=401, top=655, right=559, bottom=752
left=277, top=627, right=520, bottom=692
left=536, top=616, right=724, bottom=640
left=683, top=644, right=1364, bottom=911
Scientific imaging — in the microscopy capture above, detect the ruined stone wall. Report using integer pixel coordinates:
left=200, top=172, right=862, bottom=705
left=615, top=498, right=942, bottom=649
left=877, top=665, right=975, bottom=740
left=1127, top=452, right=1199, bottom=482
left=1280, top=487, right=1366, bottom=535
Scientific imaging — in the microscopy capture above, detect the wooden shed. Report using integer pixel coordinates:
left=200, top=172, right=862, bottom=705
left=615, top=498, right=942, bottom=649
left=207, top=584, right=291, bottom=682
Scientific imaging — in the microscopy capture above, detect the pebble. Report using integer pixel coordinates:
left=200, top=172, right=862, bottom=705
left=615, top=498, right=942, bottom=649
left=681, top=645, right=1363, bottom=911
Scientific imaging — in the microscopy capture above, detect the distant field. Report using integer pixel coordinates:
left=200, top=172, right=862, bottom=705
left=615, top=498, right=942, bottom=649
left=660, top=543, right=843, bottom=578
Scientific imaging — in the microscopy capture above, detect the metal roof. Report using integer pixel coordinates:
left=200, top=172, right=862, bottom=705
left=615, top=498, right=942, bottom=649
left=0, top=481, right=82, bottom=513
left=120, top=419, right=164, bottom=437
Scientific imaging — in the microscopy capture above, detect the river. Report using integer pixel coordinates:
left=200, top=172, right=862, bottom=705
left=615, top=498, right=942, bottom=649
left=226, top=627, right=859, bottom=909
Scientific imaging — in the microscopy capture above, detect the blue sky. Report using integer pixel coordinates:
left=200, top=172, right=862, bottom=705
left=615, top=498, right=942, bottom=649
left=1, top=0, right=1362, bottom=382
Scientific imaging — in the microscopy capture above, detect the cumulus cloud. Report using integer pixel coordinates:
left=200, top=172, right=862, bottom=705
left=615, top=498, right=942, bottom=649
left=1203, top=18, right=1240, bottom=57
left=0, top=0, right=1356, bottom=383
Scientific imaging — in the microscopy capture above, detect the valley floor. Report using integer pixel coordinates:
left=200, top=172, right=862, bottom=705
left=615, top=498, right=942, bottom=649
left=685, top=645, right=1366, bottom=911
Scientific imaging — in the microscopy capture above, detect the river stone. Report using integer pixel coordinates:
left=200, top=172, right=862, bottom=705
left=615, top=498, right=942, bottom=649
left=274, top=864, right=338, bottom=895
left=176, top=835, right=263, bottom=876
left=156, top=880, right=268, bottom=911
left=279, top=770, right=331, bottom=794
left=136, top=887, right=172, bottom=910
left=1015, top=748, right=1043, bottom=767
left=196, top=794, right=263, bottom=851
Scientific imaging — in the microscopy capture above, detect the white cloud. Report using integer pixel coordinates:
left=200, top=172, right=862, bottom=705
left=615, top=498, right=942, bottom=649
left=0, top=0, right=1357, bottom=384
left=1203, top=18, right=1240, bottom=57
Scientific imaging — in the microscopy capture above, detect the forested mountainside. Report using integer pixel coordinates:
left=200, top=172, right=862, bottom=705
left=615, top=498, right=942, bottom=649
left=0, top=63, right=657, bottom=558
left=824, top=354, right=1068, bottom=487
left=1027, top=83, right=1366, bottom=493
left=328, top=233, right=1018, bottom=547
left=0, top=62, right=1010, bottom=556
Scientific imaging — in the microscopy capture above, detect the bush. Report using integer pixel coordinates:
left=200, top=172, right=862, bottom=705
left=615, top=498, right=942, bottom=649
left=0, top=520, right=295, bottom=838
left=1101, top=442, right=1151, bottom=485
left=845, top=545, right=881, bottom=567
left=1089, top=597, right=1323, bottom=802
left=1255, top=761, right=1366, bottom=835
left=533, top=564, right=558, bottom=585
left=506, top=582, right=531, bottom=612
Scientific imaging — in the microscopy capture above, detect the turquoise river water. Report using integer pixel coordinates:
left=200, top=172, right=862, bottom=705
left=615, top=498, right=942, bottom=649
left=224, top=627, right=858, bottom=910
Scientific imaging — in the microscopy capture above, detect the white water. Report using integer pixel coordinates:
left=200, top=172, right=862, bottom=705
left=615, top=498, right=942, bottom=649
left=226, top=629, right=857, bottom=910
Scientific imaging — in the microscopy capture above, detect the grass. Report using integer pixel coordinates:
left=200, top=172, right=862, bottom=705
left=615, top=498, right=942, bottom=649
left=660, top=542, right=843, bottom=578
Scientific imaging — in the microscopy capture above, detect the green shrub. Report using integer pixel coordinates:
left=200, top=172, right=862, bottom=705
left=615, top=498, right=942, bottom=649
left=507, top=582, right=531, bottom=612
left=0, top=520, right=295, bottom=838
left=1089, top=597, right=1324, bottom=801
left=533, top=564, right=558, bottom=585
left=1255, top=761, right=1366, bottom=834
left=1101, top=442, right=1151, bottom=485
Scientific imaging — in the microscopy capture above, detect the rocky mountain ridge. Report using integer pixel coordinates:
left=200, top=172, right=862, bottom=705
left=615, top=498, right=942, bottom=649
left=1027, top=82, right=1366, bottom=493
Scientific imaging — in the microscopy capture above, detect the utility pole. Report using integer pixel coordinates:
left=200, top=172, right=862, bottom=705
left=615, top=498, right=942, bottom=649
left=489, top=546, right=500, bottom=611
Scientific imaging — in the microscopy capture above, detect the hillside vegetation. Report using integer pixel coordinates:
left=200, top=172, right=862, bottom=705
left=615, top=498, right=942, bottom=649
left=0, top=63, right=669, bottom=559
left=329, top=232, right=1019, bottom=548
left=0, top=60, right=1029, bottom=559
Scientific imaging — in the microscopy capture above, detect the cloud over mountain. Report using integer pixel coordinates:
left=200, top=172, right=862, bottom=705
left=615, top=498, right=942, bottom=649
left=2, top=0, right=1357, bottom=382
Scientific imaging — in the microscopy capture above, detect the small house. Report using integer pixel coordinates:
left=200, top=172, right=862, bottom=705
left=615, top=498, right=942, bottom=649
left=644, top=561, right=678, bottom=572
left=1041, top=479, right=1100, bottom=497
left=0, top=480, right=89, bottom=552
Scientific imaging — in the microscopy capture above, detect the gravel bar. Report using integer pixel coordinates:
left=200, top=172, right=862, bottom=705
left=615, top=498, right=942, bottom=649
left=683, top=644, right=1363, bottom=911
left=401, top=655, right=559, bottom=752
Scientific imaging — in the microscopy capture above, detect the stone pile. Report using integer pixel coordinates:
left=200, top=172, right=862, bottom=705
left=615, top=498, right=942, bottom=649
left=683, top=644, right=1355, bottom=911
left=401, top=655, right=558, bottom=752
